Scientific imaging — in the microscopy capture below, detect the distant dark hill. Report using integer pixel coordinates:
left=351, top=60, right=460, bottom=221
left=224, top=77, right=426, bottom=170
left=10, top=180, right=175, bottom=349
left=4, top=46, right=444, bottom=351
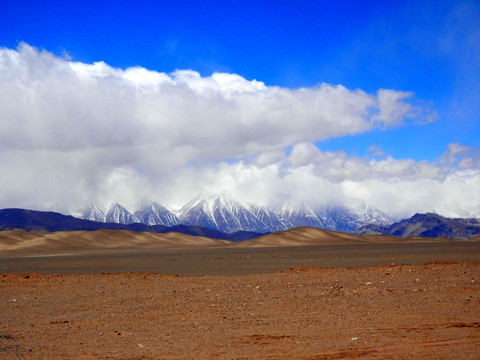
left=0, top=208, right=263, bottom=241
left=356, top=213, right=480, bottom=240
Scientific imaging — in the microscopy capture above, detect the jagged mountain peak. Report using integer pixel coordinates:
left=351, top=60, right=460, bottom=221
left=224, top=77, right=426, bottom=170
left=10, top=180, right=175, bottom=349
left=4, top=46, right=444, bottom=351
left=179, top=191, right=249, bottom=215
left=134, top=200, right=179, bottom=226
left=108, top=203, right=125, bottom=210
left=79, top=197, right=107, bottom=223
left=105, top=203, right=138, bottom=225
left=178, top=194, right=204, bottom=214
left=136, top=199, right=164, bottom=212
left=178, top=191, right=285, bottom=233
left=74, top=193, right=397, bottom=234
left=212, top=191, right=251, bottom=212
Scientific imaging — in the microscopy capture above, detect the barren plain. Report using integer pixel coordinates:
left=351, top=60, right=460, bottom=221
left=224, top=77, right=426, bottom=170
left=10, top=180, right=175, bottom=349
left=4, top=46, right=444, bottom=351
left=1, top=228, right=479, bottom=359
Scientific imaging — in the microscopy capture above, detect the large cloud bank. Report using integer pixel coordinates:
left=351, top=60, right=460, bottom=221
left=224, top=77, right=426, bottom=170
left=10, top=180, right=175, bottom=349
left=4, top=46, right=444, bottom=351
left=0, top=44, right=478, bottom=217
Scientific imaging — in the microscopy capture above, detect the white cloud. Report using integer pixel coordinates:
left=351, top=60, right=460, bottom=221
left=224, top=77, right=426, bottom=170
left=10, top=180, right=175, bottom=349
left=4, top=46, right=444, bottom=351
left=1, top=43, right=478, bottom=218
left=372, top=89, right=415, bottom=127
left=154, top=146, right=480, bottom=217
left=367, top=145, right=385, bottom=157
left=0, top=43, right=425, bottom=157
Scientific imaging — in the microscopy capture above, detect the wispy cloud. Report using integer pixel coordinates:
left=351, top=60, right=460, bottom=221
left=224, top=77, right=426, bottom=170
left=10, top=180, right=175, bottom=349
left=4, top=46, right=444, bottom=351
left=154, top=143, right=480, bottom=217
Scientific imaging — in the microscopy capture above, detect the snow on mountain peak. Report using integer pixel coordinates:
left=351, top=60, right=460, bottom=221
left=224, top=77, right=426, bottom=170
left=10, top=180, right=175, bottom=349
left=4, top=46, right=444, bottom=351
left=105, top=203, right=139, bottom=224
left=76, top=192, right=394, bottom=233
left=79, top=197, right=107, bottom=222
left=134, top=200, right=179, bottom=226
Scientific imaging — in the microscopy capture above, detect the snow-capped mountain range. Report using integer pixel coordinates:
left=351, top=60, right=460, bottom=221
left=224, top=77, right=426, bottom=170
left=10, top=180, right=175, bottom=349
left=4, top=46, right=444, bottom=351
left=74, top=192, right=393, bottom=234
left=135, top=201, right=180, bottom=226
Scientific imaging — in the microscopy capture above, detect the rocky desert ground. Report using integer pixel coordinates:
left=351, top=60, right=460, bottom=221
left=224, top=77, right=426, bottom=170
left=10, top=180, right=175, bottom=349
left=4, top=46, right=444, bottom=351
left=1, top=229, right=479, bottom=359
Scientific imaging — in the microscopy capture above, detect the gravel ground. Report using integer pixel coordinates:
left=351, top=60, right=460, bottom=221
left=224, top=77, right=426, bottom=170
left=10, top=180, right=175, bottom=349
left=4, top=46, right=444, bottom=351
left=1, top=262, right=479, bottom=359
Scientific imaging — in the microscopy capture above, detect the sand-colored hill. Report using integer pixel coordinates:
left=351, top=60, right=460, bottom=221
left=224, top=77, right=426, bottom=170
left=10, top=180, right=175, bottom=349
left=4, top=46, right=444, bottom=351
left=1, top=227, right=477, bottom=256
left=0, top=229, right=230, bottom=255
left=233, top=226, right=471, bottom=247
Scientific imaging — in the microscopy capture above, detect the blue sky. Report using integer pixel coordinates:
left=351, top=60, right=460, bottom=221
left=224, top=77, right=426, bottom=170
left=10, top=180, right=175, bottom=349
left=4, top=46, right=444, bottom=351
left=0, top=0, right=479, bottom=216
left=0, top=0, right=480, bottom=160
left=1, top=0, right=478, bottom=160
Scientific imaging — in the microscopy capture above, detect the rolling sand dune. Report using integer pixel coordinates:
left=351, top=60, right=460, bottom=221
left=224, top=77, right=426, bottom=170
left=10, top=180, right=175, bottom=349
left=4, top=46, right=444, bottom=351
left=1, top=227, right=479, bottom=277
left=234, top=226, right=464, bottom=247
left=0, top=229, right=231, bottom=254
left=1, top=227, right=477, bottom=256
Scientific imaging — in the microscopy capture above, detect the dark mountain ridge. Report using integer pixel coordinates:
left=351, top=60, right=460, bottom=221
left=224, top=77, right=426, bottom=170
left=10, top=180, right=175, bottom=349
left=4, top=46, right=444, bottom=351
left=0, top=208, right=263, bottom=241
left=3, top=208, right=479, bottom=242
left=356, top=212, right=480, bottom=240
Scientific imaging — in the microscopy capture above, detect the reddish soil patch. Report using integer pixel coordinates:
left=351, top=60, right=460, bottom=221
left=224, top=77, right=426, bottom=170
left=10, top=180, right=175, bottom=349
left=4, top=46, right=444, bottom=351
left=1, top=262, right=479, bottom=359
